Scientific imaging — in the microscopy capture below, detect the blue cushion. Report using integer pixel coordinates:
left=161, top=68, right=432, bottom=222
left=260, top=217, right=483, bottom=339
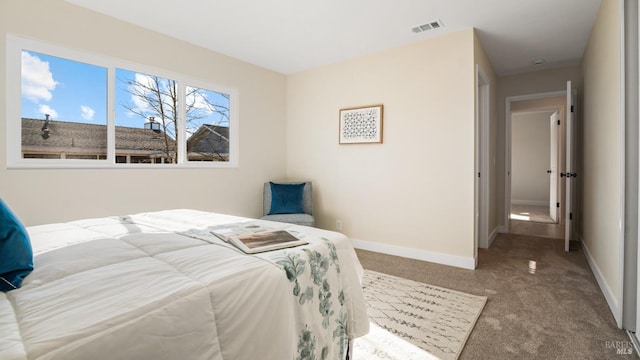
left=269, top=182, right=305, bottom=215
left=0, top=199, right=33, bottom=292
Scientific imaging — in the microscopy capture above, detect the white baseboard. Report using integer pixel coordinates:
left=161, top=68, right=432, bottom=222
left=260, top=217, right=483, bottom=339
left=351, top=238, right=476, bottom=270
left=498, top=225, right=507, bottom=234
left=488, top=227, right=498, bottom=247
left=511, top=200, right=549, bottom=207
left=581, top=235, right=621, bottom=327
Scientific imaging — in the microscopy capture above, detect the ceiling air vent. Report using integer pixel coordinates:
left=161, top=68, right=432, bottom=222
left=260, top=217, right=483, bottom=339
left=412, top=19, right=444, bottom=34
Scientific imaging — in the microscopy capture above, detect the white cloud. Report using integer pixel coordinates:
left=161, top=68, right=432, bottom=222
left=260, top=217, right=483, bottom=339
left=21, top=51, right=58, bottom=103
left=38, top=104, right=58, bottom=119
left=80, top=105, right=95, bottom=121
left=186, top=86, right=215, bottom=115
left=129, top=73, right=159, bottom=115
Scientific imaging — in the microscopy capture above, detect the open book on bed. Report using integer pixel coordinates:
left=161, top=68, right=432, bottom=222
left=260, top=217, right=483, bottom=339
left=211, top=224, right=308, bottom=254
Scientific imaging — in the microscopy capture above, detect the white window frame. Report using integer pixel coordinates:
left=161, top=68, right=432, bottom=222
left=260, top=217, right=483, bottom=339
left=6, top=34, right=239, bottom=169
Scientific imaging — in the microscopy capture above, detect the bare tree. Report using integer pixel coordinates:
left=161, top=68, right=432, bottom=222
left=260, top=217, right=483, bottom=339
left=120, top=75, right=230, bottom=162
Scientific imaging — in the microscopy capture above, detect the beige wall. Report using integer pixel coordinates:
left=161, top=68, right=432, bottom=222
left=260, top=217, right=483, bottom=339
left=286, top=29, right=478, bottom=267
left=0, top=1, right=287, bottom=225
left=511, top=97, right=566, bottom=114
left=581, top=0, right=623, bottom=313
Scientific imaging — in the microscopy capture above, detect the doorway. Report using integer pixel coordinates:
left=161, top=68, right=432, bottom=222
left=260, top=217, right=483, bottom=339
left=510, top=109, right=559, bottom=224
left=505, top=91, right=568, bottom=239
left=475, top=65, right=490, bottom=257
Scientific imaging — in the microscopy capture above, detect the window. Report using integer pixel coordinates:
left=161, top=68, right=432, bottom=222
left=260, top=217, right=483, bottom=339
left=20, top=51, right=107, bottom=161
left=6, top=35, right=238, bottom=168
left=185, top=86, right=231, bottom=162
left=115, top=68, right=178, bottom=164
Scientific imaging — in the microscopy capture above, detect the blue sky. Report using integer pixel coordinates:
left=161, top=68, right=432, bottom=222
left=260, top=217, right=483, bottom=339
left=21, top=51, right=107, bottom=124
left=21, top=50, right=230, bottom=136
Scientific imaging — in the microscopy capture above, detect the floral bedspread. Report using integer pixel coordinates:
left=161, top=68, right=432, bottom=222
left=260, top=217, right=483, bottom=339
left=265, top=239, right=349, bottom=359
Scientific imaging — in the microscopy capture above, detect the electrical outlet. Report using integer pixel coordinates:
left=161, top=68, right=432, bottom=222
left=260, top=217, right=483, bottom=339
left=335, top=220, right=342, bottom=231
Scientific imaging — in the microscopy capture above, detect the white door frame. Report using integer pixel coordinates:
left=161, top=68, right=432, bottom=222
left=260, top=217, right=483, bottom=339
left=635, top=0, right=640, bottom=336
left=549, top=110, right=560, bottom=223
left=564, top=81, right=575, bottom=251
left=504, top=90, right=567, bottom=232
left=475, top=65, right=490, bottom=259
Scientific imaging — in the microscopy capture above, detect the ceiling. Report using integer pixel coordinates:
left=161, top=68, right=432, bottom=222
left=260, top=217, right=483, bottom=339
left=65, top=0, right=603, bottom=76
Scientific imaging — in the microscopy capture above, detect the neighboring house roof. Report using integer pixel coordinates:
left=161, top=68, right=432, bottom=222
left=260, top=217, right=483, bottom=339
left=21, top=118, right=175, bottom=154
left=187, top=124, right=230, bottom=155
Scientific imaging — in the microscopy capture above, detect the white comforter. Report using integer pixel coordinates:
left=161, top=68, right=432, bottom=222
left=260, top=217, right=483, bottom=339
left=0, top=209, right=369, bottom=360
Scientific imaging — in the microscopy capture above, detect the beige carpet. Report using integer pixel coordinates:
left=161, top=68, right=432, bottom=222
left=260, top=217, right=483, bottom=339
left=354, top=270, right=487, bottom=360
left=510, top=204, right=555, bottom=224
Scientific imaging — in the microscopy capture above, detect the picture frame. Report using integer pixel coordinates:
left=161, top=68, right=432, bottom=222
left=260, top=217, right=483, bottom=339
left=339, top=104, right=383, bottom=144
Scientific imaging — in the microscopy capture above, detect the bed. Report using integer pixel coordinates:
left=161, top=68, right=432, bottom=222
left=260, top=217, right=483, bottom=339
left=0, top=209, right=369, bottom=360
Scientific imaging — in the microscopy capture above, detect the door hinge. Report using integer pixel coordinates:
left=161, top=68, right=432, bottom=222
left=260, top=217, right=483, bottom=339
left=557, top=120, right=560, bottom=125
left=478, top=172, right=480, bottom=178
left=571, top=105, right=574, bottom=113
left=570, top=213, right=573, bottom=220
left=557, top=202, right=560, bottom=208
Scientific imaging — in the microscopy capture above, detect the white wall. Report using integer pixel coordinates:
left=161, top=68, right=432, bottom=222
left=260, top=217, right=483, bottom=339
left=581, top=0, right=624, bottom=324
left=0, top=0, right=288, bottom=225
left=511, top=111, right=553, bottom=205
left=286, top=29, right=478, bottom=268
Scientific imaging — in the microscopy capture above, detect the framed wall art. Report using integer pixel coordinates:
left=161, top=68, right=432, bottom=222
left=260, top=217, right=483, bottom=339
left=339, top=104, right=383, bottom=144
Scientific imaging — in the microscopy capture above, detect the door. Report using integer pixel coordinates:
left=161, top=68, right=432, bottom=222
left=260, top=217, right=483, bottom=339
left=564, top=81, right=575, bottom=251
left=549, top=111, right=559, bottom=222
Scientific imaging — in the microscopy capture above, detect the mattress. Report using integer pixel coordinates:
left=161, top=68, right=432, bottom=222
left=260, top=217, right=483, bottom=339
left=0, top=209, right=369, bottom=360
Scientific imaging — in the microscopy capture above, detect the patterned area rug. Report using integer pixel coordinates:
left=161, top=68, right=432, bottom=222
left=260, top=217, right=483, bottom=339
left=353, top=270, right=487, bottom=360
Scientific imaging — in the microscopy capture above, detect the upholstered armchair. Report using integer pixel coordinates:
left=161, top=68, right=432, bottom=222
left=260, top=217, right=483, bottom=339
left=261, top=181, right=315, bottom=227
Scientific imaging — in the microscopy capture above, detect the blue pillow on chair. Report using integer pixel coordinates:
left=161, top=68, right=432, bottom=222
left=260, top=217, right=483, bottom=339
left=268, top=182, right=305, bottom=215
left=0, top=199, right=33, bottom=292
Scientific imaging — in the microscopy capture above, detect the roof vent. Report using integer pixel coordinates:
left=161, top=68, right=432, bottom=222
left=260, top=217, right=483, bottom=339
left=412, top=19, right=444, bottom=34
